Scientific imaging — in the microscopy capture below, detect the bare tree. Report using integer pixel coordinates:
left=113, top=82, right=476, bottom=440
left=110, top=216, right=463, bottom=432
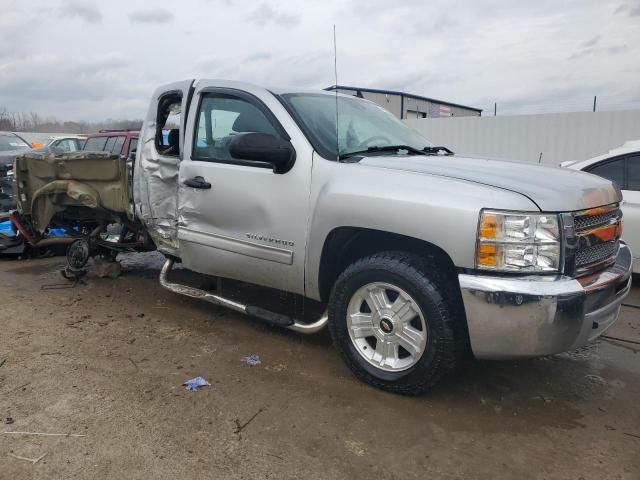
left=0, top=106, right=143, bottom=133
left=29, top=112, right=41, bottom=130
left=0, top=107, right=10, bottom=130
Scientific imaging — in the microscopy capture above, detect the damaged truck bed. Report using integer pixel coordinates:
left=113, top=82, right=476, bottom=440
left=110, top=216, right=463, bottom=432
left=15, top=150, right=131, bottom=231
left=11, top=150, right=153, bottom=271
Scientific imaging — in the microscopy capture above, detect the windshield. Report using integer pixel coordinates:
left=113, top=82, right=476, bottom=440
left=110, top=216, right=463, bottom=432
left=281, top=93, right=432, bottom=159
left=0, top=134, right=30, bottom=152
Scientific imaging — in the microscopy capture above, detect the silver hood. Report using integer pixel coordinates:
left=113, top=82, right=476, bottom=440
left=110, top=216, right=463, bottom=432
left=358, top=154, right=621, bottom=212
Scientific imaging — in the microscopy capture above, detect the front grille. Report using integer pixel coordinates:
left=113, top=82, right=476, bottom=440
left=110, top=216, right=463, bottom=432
left=575, top=241, right=619, bottom=269
left=565, top=204, right=622, bottom=276
left=574, top=209, right=618, bottom=231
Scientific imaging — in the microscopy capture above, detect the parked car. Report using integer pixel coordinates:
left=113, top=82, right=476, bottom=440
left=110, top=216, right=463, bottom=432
left=562, top=141, right=639, bottom=274
left=0, top=132, right=32, bottom=212
left=12, top=80, right=632, bottom=394
left=10, top=133, right=86, bottom=150
left=41, top=135, right=87, bottom=152
left=0, top=131, right=31, bottom=164
left=82, top=130, right=138, bottom=157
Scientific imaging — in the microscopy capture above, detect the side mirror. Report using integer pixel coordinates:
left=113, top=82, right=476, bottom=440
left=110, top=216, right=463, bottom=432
left=229, top=133, right=295, bottom=174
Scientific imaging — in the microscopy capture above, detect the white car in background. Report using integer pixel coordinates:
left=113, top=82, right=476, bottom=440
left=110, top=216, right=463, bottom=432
left=41, top=135, right=86, bottom=152
left=563, top=141, right=639, bottom=273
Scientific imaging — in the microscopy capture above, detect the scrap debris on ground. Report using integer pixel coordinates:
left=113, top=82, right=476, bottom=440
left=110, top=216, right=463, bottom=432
left=240, top=355, right=262, bottom=366
left=183, top=376, right=211, bottom=392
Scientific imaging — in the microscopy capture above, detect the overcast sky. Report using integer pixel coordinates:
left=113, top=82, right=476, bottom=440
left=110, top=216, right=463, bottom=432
left=1, top=0, right=639, bottom=120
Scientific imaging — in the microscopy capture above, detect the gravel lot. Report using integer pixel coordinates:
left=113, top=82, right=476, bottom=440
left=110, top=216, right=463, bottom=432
left=1, top=253, right=638, bottom=479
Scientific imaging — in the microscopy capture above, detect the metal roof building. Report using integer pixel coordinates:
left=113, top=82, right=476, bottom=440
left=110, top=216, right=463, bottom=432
left=325, top=85, right=482, bottom=119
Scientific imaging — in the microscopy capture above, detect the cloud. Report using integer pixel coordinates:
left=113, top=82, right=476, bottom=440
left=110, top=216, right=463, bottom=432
left=607, top=44, right=629, bottom=54
left=580, top=35, right=601, bottom=48
left=0, top=54, right=133, bottom=100
left=0, top=19, right=32, bottom=61
left=129, top=8, right=174, bottom=24
left=60, top=1, right=102, bottom=24
left=570, top=37, right=600, bottom=60
left=245, top=52, right=273, bottom=62
left=570, top=42, right=629, bottom=60
left=0, top=53, right=153, bottom=119
left=2, top=0, right=639, bottom=120
left=246, top=3, right=300, bottom=26
left=613, top=4, right=640, bottom=17
left=196, top=51, right=332, bottom=87
left=615, top=3, right=640, bottom=15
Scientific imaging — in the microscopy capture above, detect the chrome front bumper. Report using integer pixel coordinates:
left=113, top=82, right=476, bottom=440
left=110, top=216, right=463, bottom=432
left=459, top=243, right=633, bottom=359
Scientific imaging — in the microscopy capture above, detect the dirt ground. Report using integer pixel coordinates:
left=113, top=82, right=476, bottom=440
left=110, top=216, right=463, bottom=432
left=0, top=252, right=638, bottom=480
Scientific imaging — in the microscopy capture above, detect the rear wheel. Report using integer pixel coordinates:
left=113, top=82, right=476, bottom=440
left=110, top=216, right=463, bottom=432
left=328, top=251, right=461, bottom=395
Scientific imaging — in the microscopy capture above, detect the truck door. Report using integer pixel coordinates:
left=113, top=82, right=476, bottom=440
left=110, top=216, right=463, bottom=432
left=177, top=84, right=313, bottom=294
left=135, top=79, right=194, bottom=256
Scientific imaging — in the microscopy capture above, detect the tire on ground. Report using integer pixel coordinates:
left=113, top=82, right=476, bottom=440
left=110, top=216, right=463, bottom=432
left=328, top=251, right=464, bottom=395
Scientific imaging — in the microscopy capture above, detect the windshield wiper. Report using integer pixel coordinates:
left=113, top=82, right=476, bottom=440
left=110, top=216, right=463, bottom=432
left=339, top=145, right=428, bottom=161
left=423, top=146, right=455, bottom=155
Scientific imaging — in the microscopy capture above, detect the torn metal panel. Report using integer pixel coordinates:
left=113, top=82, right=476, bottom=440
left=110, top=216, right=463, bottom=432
left=133, top=130, right=181, bottom=254
left=14, top=150, right=130, bottom=232
left=133, top=79, right=194, bottom=256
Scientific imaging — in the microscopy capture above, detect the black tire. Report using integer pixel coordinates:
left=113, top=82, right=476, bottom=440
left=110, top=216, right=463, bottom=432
left=328, top=251, right=465, bottom=395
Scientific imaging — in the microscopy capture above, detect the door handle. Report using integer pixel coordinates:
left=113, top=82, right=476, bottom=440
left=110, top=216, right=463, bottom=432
left=184, top=176, right=211, bottom=189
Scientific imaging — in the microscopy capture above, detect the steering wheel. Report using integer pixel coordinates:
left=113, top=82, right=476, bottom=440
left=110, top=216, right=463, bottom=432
left=356, top=135, right=392, bottom=150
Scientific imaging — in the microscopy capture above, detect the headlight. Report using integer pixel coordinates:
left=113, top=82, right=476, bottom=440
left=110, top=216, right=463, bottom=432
left=476, top=210, right=561, bottom=272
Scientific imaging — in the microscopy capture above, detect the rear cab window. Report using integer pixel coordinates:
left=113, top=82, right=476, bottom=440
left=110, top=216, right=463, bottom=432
left=110, top=136, right=125, bottom=155
left=82, top=135, right=126, bottom=155
left=83, top=136, right=108, bottom=152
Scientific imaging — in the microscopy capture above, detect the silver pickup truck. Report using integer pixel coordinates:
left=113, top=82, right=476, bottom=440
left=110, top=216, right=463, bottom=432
left=13, top=79, right=633, bottom=394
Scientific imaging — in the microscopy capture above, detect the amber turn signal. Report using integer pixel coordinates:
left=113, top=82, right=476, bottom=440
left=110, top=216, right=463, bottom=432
left=477, top=243, right=497, bottom=267
left=479, top=213, right=497, bottom=239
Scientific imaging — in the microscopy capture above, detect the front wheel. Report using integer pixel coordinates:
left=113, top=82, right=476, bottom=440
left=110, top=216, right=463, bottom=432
left=328, top=252, right=461, bottom=395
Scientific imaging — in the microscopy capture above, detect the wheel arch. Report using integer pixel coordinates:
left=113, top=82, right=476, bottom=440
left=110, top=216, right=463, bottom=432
left=317, top=227, right=460, bottom=303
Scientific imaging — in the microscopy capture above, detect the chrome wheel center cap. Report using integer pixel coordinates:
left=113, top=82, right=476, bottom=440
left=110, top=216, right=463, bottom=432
left=379, top=317, right=394, bottom=334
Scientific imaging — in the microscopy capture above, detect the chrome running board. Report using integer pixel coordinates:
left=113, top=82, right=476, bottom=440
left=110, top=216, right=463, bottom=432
left=159, top=258, right=328, bottom=334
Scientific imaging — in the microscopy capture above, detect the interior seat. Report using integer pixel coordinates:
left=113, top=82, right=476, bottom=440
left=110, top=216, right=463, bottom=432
left=163, top=129, right=180, bottom=156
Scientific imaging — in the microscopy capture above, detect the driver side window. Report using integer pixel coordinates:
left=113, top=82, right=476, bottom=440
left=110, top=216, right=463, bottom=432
left=193, top=93, right=278, bottom=162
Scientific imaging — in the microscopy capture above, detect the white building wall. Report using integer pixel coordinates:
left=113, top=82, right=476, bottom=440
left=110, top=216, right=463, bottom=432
left=405, top=110, right=640, bottom=165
